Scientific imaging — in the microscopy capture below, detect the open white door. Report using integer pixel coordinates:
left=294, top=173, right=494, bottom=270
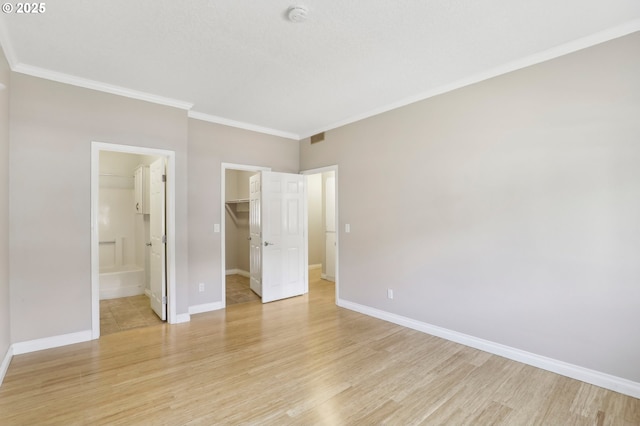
left=260, top=171, right=307, bottom=303
left=249, top=173, right=262, bottom=296
left=149, top=158, right=166, bottom=320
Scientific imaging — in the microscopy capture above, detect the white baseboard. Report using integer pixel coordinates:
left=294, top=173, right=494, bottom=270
left=337, top=298, right=640, bottom=399
left=309, top=264, right=322, bottom=270
left=189, top=302, right=224, bottom=315
left=321, top=273, right=335, bottom=282
left=11, top=330, right=93, bottom=356
left=226, top=268, right=250, bottom=277
left=0, top=345, right=13, bottom=386
left=175, top=313, right=191, bottom=324
left=100, top=286, right=145, bottom=300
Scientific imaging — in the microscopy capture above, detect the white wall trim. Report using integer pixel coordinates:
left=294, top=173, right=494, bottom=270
left=0, top=346, right=13, bottom=386
left=11, top=330, right=93, bottom=356
left=298, top=19, right=640, bottom=140
left=308, top=263, right=322, bottom=270
left=337, top=298, right=640, bottom=399
left=175, top=313, right=191, bottom=324
left=226, top=268, right=250, bottom=277
left=12, top=63, right=193, bottom=110
left=189, top=302, right=224, bottom=315
left=188, top=111, right=300, bottom=141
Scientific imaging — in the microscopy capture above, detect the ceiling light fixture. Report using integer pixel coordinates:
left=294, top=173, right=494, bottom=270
left=287, top=5, right=308, bottom=23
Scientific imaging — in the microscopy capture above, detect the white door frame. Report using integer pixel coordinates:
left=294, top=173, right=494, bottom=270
left=301, top=165, right=339, bottom=304
left=220, top=163, right=270, bottom=307
left=91, top=142, right=177, bottom=339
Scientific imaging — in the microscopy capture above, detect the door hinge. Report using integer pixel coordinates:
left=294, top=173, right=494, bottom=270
left=162, top=174, right=166, bottom=182
left=162, top=296, right=167, bottom=304
left=162, top=235, right=167, bottom=244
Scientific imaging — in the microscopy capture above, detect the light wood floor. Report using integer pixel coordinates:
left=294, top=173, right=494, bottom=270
left=1, top=270, right=638, bottom=425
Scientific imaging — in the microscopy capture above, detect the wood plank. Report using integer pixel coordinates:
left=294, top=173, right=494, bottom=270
left=0, top=270, right=638, bottom=424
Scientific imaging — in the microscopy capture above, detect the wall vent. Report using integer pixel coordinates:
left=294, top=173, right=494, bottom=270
left=310, top=132, right=325, bottom=144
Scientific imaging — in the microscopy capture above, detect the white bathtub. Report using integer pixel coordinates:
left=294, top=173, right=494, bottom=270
left=99, top=265, right=145, bottom=300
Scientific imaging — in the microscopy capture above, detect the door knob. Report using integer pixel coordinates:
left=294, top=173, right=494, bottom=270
left=146, top=242, right=152, bottom=246
left=264, top=241, right=273, bottom=246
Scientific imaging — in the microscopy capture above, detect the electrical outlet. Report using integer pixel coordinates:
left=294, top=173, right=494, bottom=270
left=199, top=282, right=205, bottom=292
left=387, top=288, right=393, bottom=299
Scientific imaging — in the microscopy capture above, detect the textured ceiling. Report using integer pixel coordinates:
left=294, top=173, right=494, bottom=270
left=1, top=1, right=639, bottom=139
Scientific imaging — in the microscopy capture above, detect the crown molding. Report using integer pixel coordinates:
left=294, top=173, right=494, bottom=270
left=299, top=19, right=640, bottom=140
left=13, top=63, right=193, bottom=110
left=3, top=16, right=639, bottom=141
left=188, top=110, right=300, bottom=141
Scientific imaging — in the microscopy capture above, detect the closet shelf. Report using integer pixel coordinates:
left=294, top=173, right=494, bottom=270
left=225, top=199, right=250, bottom=224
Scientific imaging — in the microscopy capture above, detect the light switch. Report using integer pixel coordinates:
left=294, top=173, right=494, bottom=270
left=345, top=224, right=351, bottom=233
left=214, top=223, right=220, bottom=233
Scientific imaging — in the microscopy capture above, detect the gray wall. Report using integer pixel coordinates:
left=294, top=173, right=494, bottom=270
left=307, top=173, right=323, bottom=266
left=0, top=47, right=10, bottom=362
left=187, top=119, right=299, bottom=307
left=9, top=73, right=190, bottom=342
left=300, top=32, right=640, bottom=382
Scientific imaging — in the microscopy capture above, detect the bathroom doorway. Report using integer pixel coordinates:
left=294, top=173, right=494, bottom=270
left=90, top=142, right=177, bottom=339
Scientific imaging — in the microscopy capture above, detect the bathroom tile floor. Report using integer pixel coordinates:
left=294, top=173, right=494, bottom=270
left=226, top=274, right=260, bottom=306
left=100, top=294, right=164, bottom=336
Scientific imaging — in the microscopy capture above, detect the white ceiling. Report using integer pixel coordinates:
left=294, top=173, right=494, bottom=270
left=1, top=1, right=639, bottom=139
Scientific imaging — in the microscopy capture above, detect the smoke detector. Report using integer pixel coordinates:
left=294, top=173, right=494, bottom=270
left=287, top=5, right=308, bottom=23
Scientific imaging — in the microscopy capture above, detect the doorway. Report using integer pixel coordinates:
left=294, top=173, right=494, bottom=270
left=302, top=166, right=338, bottom=302
left=220, top=163, right=339, bottom=307
left=221, top=163, right=270, bottom=307
left=91, top=142, right=177, bottom=339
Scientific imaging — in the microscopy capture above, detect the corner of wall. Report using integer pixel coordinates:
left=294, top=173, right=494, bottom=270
left=0, top=345, right=13, bottom=386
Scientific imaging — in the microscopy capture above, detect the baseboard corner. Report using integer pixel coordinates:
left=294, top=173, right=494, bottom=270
left=174, top=313, right=191, bottom=324
left=226, top=269, right=250, bottom=278
left=189, top=302, right=224, bottom=315
left=0, top=345, right=14, bottom=386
